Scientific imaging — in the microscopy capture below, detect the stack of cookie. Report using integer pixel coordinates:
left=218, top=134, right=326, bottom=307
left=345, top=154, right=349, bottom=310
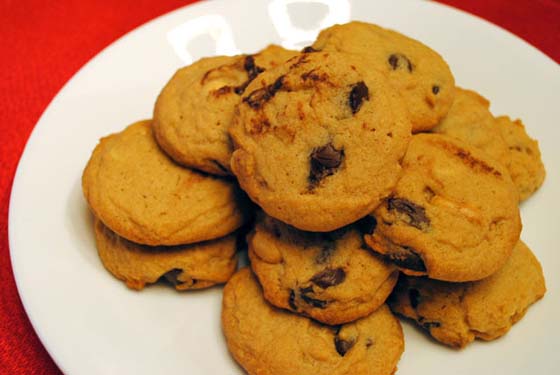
left=82, top=21, right=547, bottom=374
left=82, top=120, right=250, bottom=290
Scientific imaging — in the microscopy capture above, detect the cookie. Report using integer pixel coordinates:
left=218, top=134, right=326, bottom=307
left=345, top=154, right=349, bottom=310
left=82, top=120, right=249, bottom=246
left=248, top=214, right=398, bottom=325
left=222, top=268, right=404, bottom=375
left=431, top=87, right=510, bottom=167
left=229, top=52, right=412, bottom=232
left=363, top=133, right=521, bottom=282
left=153, top=45, right=297, bottom=175
left=94, top=218, right=237, bottom=290
left=389, top=241, right=546, bottom=348
left=311, top=21, right=455, bottom=132
left=494, top=115, right=545, bottom=201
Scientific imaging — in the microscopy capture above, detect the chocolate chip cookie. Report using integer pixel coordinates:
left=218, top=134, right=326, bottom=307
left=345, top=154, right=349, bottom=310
left=431, top=87, right=510, bottom=167
left=229, top=52, right=412, bottom=232
left=94, top=219, right=238, bottom=290
left=363, top=133, right=521, bottom=282
left=153, top=45, right=297, bottom=175
left=494, top=115, right=545, bottom=201
left=222, top=268, right=404, bottom=375
left=431, top=88, right=545, bottom=201
left=389, top=241, right=546, bottom=348
left=311, top=21, right=455, bottom=132
left=248, top=214, right=398, bottom=325
left=82, top=120, right=249, bottom=246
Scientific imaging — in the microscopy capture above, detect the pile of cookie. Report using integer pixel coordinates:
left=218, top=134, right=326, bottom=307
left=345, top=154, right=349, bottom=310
left=82, top=21, right=546, bottom=374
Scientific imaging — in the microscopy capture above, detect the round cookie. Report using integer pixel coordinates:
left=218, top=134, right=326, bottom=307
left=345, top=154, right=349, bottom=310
left=94, top=219, right=238, bottom=291
left=222, top=268, right=404, bottom=375
left=229, top=52, right=412, bottom=232
left=388, top=241, right=546, bottom=348
left=248, top=214, right=398, bottom=325
left=311, top=21, right=455, bottom=132
left=431, top=87, right=510, bottom=167
left=363, top=133, right=521, bottom=282
left=494, top=115, right=545, bottom=201
left=82, top=120, right=249, bottom=246
left=153, top=45, right=298, bottom=175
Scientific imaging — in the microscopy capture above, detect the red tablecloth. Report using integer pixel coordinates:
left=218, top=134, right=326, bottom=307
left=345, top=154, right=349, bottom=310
left=1, top=0, right=558, bottom=373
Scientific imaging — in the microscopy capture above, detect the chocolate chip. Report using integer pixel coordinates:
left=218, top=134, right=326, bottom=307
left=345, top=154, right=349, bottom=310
left=387, top=197, right=430, bottom=230
left=365, top=338, right=374, bottom=348
left=161, top=268, right=183, bottom=286
left=409, top=288, right=421, bottom=309
left=419, top=317, right=441, bottom=330
left=299, top=286, right=328, bottom=308
left=244, top=87, right=270, bottom=108
left=244, top=55, right=265, bottom=81
left=388, top=53, right=413, bottom=72
left=310, top=268, right=346, bottom=289
left=349, top=81, right=369, bottom=114
left=356, top=215, right=377, bottom=235
left=271, top=75, right=285, bottom=93
left=233, top=55, right=265, bottom=95
left=300, top=285, right=314, bottom=294
left=334, top=336, right=355, bottom=356
left=288, top=289, right=298, bottom=310
left=308, top=143, right=344, bottom=188
left=302, top=46, right=319, bottom=53
left=432, top=85, right=440, bottom=95
left=386, top=245, right=426, bottom=272
left=243, top=75, right=285, bottom=109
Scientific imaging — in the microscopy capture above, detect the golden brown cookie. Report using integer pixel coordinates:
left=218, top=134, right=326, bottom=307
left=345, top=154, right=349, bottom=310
left=363, top=133, right=521, bottom=282
left=222, top=268, right=404, bottom=375
left=230, top=52, right=412, bottom=232
left=432, top=87, right=510, bottom=167
left=494, top=116, right=545, bottom=201
left=311, top=21, right=455, bottom=132
left=389, top=241, right=546, bottom=348
left=153, top=45, right=297, bottom=175
left=431, top=88, right=545, bottom=201
left=82, top=120, right=249, bottom=246
left=94, top=219, right=238, bottom=290
left=248, top=214, right=398, bottom=325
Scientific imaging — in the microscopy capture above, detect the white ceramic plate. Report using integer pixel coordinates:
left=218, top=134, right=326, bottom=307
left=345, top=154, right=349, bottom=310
left=9, top=0, right=560, bottom=373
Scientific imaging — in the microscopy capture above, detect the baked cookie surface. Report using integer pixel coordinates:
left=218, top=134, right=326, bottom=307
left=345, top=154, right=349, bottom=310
left=432, top=87, right=509, bottom=167
left=364, top=133, right=521, bottom=282
left=495, top=115, right=545, bottom=201
left=432, top=88, right=545, bottom=201
left=82, top=120, right=249, bottom=246
left=311, top=21, right=455, bottom=132
left=94, top=219, right=238, bottom=290
left=222, top=268, right=404, bottom=375
left=153, top=45, right=297, bottom=175
left=389, top=241, right=546, bottom=348
left=230, top=52, right=412, bottom=232
left=248, top=214, right=398, bottom=325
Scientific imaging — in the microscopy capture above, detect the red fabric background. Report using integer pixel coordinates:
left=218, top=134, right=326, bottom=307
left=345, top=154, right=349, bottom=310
left=0, top=0, right=558, bottom=373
